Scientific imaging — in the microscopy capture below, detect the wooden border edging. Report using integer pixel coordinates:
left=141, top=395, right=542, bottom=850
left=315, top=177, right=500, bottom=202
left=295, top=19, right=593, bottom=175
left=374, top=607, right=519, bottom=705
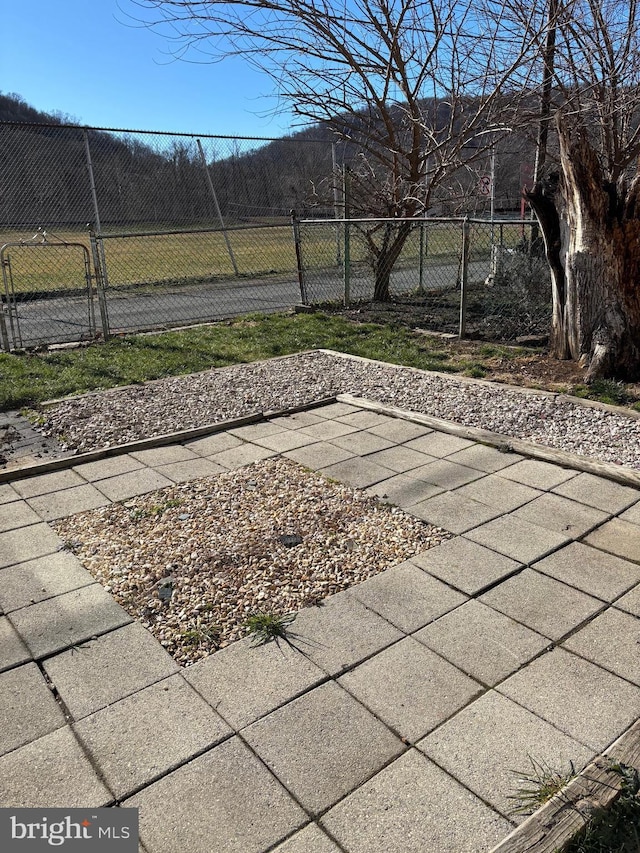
left=0, top=396, right=337, bottom=484
left=336, top=394, right=640, bottom=489
left=488, top=718, right=640, bottom=853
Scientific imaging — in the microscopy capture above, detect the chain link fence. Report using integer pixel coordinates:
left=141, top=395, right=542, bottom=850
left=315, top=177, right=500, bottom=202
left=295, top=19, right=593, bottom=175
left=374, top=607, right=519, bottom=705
left=0, top=121, right=331, bottom=346
left=0, top=121, right=550, bottom=348
left=295, top=216, right=551, bottom=341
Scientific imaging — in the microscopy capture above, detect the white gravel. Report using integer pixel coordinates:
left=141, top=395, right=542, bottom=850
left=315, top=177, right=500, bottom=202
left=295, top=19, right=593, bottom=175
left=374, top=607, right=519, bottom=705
left=54, top=457, right=449, bottom=665
left=40, top=349, right=640, bottom=470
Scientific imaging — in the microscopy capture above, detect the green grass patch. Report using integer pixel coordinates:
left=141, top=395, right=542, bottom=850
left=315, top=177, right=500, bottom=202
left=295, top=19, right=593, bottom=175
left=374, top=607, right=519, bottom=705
left=0, top=312, right=529, bottom=411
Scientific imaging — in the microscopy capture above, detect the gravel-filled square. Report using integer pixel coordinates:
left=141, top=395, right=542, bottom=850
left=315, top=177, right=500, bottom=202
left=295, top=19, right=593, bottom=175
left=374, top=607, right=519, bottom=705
left=53, top=458, right=448, bottom=665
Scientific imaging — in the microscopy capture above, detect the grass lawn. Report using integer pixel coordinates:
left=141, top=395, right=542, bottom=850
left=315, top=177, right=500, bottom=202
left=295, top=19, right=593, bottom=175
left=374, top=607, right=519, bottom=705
left=1, top=310, right=637, bottom=413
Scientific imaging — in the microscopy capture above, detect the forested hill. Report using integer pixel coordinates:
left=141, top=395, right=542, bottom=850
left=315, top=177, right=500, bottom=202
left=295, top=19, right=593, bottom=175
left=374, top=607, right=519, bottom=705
left=0, top=92, right=528, bottom=230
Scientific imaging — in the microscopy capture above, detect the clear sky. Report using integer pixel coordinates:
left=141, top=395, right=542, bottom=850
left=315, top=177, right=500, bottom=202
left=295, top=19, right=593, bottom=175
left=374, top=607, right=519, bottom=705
left=1, top=0, right=296, bottom=138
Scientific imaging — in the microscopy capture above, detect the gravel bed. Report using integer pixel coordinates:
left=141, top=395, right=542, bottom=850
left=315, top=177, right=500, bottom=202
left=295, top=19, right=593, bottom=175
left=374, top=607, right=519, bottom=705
left=41, top=349, right=640, bottom=469
left=53, top=458, right=449, bottom=666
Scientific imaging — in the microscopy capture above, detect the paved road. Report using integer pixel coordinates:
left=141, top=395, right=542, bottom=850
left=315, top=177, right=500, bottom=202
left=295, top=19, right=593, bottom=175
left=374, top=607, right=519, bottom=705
left=2, top=259, right=490, bottom=349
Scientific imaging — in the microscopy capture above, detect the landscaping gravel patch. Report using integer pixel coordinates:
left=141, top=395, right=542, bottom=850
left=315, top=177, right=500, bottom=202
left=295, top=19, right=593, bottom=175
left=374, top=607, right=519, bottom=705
left=39, top=350, right=640, bottom=469
left=53, top=457, right=449, bottom=666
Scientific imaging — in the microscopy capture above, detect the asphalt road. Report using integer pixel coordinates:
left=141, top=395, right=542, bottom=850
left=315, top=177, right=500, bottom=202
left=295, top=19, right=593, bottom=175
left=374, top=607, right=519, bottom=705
left=1, top=259, right=489, bottom=349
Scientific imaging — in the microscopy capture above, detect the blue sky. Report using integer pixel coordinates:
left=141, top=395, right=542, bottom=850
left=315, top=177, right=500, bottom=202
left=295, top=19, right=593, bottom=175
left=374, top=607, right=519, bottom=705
left=1, top=0, right=295, bottom=138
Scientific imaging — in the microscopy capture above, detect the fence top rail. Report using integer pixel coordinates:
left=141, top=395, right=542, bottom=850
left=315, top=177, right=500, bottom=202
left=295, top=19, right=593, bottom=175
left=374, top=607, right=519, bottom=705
left=0, top=120, right=329, bottom=144
left=97, top=221, right=292, bottom=240
left=298, top=216, right=535, bottom=226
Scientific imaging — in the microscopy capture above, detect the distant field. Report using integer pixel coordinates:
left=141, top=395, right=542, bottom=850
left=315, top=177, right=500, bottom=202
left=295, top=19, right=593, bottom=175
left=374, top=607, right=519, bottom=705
left=0, top=219, right=524, bottom=295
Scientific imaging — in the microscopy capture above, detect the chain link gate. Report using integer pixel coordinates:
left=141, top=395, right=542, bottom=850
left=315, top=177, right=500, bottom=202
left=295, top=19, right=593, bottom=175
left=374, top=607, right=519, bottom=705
left=0, top=240, right=108, bottom=351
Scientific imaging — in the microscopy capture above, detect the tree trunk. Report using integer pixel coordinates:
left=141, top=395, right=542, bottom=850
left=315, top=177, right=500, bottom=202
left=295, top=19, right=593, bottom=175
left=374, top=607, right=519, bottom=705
left=527, top=126, right=640, bottom=381
left=372, top=221, right=413, bottom=302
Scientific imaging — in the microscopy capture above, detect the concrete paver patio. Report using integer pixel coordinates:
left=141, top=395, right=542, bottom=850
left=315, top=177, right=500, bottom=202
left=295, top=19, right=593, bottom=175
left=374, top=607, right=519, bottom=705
left=1, top=397, right=640, bottom=852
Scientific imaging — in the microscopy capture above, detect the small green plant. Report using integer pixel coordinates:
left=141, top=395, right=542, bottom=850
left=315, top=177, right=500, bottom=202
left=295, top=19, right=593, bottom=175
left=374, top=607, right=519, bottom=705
left=563, top=763, right=640, bottom=853
left=507, top=756, right=576, bottom=816
left=180, top=625, right=220, bottom=648
left=245, top=611, right=296, bottom=645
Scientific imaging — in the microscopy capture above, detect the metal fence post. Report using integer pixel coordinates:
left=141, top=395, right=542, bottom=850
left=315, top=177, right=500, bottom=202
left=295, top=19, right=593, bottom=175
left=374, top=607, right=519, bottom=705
left=459, top=217, right=470, bottom=339
left=89, top=230, right=111, bottom=340
left=290, top=210, right=308, bottom=304
left=343, top=169, right=351, bottom=306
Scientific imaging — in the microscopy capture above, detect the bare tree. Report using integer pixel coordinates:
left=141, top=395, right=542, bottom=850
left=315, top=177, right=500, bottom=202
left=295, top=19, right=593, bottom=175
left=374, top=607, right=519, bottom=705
left=497, top=0, right=640, bottom=379
left=131, top=0, right=536, bottom=300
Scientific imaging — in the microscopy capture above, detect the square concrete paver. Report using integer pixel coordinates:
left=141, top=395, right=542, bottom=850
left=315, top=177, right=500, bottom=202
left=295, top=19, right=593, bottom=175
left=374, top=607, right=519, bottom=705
left=415, top=600, right=549, bottom=686
left=320, top=457, right=395, bottom=489
left=499, top=459, right=577, bottom=490
left=338, top=637, right=481, bottom=741
left=405, top=432, right=474, bottom=457
left=453, top=474, right=542, bottom=512
left=619, top=502, right=640, bottom=525
left=27, top=485, right=110, bottom=521
left=584, top=518, right=640, bottom=563
left=411, top=537, right=521, bottom=595
left=155, top=458, right=225, bottom=483
left=366, top=474, right=444, bottom=507
left=321, top=749, right=512, bottom=853
left=270, top=411, right=325, bottom=429
left=73, top=454, right=145, bottom=482
left=228, top=422, right=286, bottom=440
left=532, top=542, right=640, bottom=601
left=130, top=445, right=201, bottom=466
left=252, top=431, right=320, bottom=452
left=349, top=560, right=466, bottom=633
left=417, top=691, right=594, bottom=820
left=272, top=823, right=342, bottom=853
left=184, top=432, right=243, bottom=456
left=12, top=469, right=86, bottom=498
left=0, top=483, right=20, bottom=504
left=615, top=584, right=640, bottom=617
left=497, top=647, right=640, bottom=751
left=552, top=472, right=640, bottom=514
left=243, top=681, right=404, bottom=815
left=367, top=419, right=432, bottom=443
left=283, top=441, right=354, bottom=470
left=0, top=662, right=66, bottom=755
left=479, top=569, right=603, bottom=641
left=464, top=514, right=571, bottom=564
left=0, top=726, right=112, bottom=808
left=0, top=551, right=94, bottom=613
left=209, top=443, right=276, bottom=469
left=9, top=583, right=133, bottom=659
left=94, top=469, right=174, bottom=502
left=184, top=635, right=325, bottom=730
left=313, top=402, right=361, bottom=419
left=125, top=736, right=307, bottom=853
left=0, top=617, right=31, bottom=672
left=335, top=410, right=391, bottom=429
left=74, top=675, right=232, bottom=798
left=0, top=523, right=63, bottom=568
left=445, top=444, right=523, bottom=473
left=286, top=590, right=403, bottom=676
left=512, top=493, right=608, bottom=538
left=43, top=622, right=180, bottom=719
left=0, top=500, right=41, bottom=532
left=299, top=421, right=359, bottom=441
left=329, top=430, right=395, bottom=456
left=563, top=608, right=640, bottom=686
left=364, top=446, right=435, bottom=474
left=407, top=491, right=502, bottom=535
left=409, top=459, right=484, bottom=490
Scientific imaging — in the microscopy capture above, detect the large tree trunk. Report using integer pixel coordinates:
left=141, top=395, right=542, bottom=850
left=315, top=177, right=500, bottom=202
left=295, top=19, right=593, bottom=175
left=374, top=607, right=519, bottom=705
left=372, top=220, right=413, bottom=302
left=527, top=126, right=640, bottom=381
